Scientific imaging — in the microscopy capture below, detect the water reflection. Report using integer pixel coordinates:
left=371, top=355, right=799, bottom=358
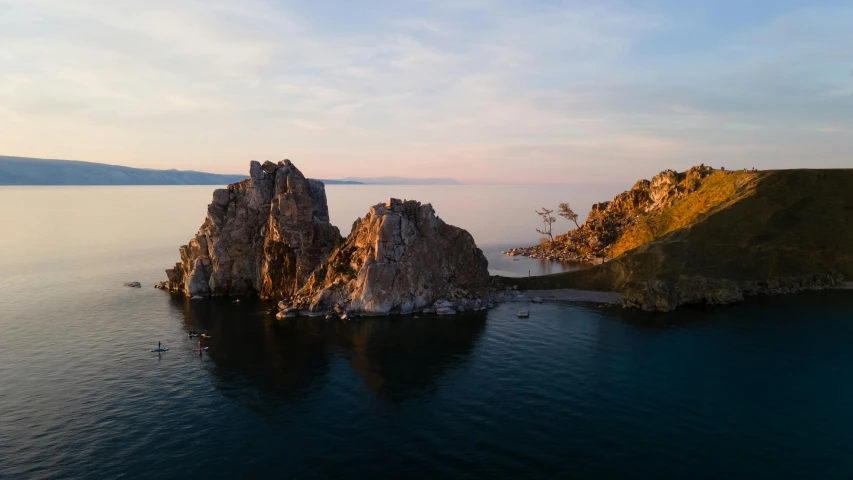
left=169, top=296, right=330, bottom=412
left=170, top=296, right=487, bottom=407
left=334, top=315, right=487, bottom=401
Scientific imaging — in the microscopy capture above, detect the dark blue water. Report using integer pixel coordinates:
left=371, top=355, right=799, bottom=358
left=4, top=252, right=853, bottom=479
left=3, top=186, right=853, bottom=478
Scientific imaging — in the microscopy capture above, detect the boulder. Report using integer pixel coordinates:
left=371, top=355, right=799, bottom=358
left=275, top=307, right=299, bottom=319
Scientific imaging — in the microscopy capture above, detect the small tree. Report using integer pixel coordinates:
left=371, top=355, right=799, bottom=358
left=557, top=202, right=580, bottom=228
left=535, top=207, right=556, bottom=242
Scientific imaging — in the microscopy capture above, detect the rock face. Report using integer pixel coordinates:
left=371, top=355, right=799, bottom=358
left=290, top=198, right=491, bottom=316
left=162, top=160, right=343, bottom=299
left=504, top=165, right=717, bottom=262
left=621, top=273, right=845, bottom=312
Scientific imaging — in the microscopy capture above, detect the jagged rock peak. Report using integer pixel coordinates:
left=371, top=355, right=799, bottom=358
left=289, top=197, right=491, bottom=316
left=160, top=159, right=343, bottom=299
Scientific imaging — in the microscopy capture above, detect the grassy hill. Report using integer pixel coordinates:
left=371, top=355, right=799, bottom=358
left=606, top=170, right=757, bottom=257
left=501, top=168, right=853, bottom=292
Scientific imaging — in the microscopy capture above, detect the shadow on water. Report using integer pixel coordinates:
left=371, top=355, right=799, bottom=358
left=598, top=288, right=853, bottom=329
left=330, top=313, right=488, bottom=401
left=169, top=296, right=330, bottom=413
left=168, top=295, right=488, bottom=407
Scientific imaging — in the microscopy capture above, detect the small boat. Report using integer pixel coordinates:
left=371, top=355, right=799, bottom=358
left=517, top=310, right=529, bottom=318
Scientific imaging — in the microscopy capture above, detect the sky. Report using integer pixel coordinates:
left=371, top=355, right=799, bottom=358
left=0, top=0, right=851, bottom=183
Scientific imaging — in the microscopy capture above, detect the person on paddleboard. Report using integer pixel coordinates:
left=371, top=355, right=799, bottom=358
left=158, top=341, right=161, bottom=350
left=198, top=341, right=202, bottom=352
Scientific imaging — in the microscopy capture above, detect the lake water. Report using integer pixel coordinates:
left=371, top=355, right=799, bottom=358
left=2, top=185, right=853, bottom=479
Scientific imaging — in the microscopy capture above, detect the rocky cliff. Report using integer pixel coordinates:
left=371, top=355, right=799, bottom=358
left=159, top=160, right=343, bottom=298
left=287, top=198, right=491, bottom=317
left=504, top=165, right=719, bottom=262
left=498, top=168, right=853, bottom=311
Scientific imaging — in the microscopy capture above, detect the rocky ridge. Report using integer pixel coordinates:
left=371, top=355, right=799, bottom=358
left=503, top=165, right=718, bottom=262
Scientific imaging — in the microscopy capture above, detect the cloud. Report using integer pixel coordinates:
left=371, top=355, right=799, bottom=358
left=293, top=120, right=327, bottom=131
left=0, top=0, right=851, bottom=180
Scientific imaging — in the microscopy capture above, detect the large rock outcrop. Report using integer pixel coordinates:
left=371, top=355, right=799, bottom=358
left=160, top=162, right=494, bottom=319
left=504, top=165, right=718, bottom=262
left=161, top=160, right=343, bottom=298
left=289, top=198, right=491, bottom=316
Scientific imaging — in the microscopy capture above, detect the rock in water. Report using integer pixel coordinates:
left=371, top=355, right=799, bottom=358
left=293, top=198, right=490, bottom=316
left=164, top=160, right=343, bottom=299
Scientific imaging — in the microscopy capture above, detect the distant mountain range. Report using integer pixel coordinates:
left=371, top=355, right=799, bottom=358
left=0, top=156, right=248, bottom=185
left=0, top=156, right=461, bottom=186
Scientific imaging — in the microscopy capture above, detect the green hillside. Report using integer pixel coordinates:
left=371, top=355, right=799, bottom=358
left=500, top=169, right=853, bottom=292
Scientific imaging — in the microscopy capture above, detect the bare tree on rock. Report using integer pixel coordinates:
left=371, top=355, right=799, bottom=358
left=535, top=208, right=556, bottom=242
left=558, top=202, right=580, bottom=228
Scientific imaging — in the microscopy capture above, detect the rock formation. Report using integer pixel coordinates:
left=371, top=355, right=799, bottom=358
left=158, top=160, right=343, bottom=299
left=160, top=161, right=494, bottom=319
left=288, top=198, right=491, bottom=316
left=504, top=165, right=717, bottom=262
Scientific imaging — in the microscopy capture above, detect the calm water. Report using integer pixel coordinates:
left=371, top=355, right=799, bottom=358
left=2, top=185, right=853, bottom=479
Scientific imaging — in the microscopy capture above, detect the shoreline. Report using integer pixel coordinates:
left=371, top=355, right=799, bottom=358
left=502, top=246, right=605, bottom=264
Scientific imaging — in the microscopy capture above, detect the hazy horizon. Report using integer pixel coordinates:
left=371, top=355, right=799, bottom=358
left=2, top=0, right=851, bottom=183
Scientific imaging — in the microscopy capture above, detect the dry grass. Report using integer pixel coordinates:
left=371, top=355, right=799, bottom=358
left=495, top=169, right=853, bottom=291
left=607, top=171, right=758, bottom=257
